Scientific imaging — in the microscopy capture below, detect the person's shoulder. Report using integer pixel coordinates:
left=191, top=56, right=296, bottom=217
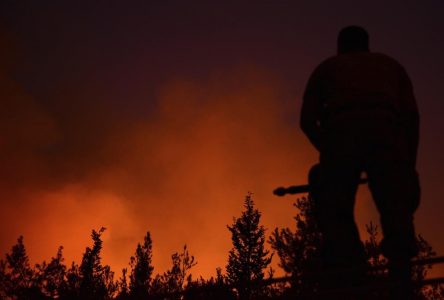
left=369, top=52, right=405, bottom=69
left=311, top=55, right=337, bottom=74
left=317, top=55, right=338, bottom=67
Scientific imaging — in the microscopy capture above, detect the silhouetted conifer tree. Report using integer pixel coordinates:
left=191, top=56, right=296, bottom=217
left=116, top=268, right=129, bottom=300
left=364, top=222, right=386, bottom=269
left=364, top=223, right=443, bottom=299
left=35, top=246, right=67, bottom=298
left=226, top=193, right=272, bottom=300
left=129, top=232, right=154, bottom=299
left=151, top=245, right=196, bottom=299
left=78, top=227, right=117, bottom=300
left=269, top=196, right=321, bottom=297
left=0, top=236, right=46, bottom=299
left=183, top=268, right=236, bottom=300
left=416, top=235, right=444, bottom=299
left=60, top=261, right=81, bottom=299
left=6, top=236, right=33, bottom=290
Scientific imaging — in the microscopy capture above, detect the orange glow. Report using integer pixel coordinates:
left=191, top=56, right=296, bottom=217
left=0, top=58, right=442, bottom=278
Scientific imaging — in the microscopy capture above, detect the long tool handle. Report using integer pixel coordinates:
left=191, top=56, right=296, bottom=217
left=273, top=177, right=368, bottom=196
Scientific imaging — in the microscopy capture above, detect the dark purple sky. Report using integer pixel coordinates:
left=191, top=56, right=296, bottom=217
left=1, top=1, right=443, bottom=277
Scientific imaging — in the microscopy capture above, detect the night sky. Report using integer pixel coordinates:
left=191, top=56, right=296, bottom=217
left=1, top=1, right=443, bottom=278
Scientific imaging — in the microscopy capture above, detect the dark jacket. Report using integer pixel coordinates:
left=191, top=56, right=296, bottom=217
left=300, top=51, right=419, bottom=165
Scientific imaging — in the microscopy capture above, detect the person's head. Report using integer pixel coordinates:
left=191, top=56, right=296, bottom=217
left=337, top=26, right=369, bottom=54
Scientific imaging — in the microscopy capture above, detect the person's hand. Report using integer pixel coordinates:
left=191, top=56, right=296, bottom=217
left=273, top=187, right=287, bottom=197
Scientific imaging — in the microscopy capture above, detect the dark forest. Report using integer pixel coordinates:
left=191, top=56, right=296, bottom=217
left=1, top=193, right=442, bottom=299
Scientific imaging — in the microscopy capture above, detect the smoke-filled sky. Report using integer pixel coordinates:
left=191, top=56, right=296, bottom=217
left=1, top=1, right=443, bottom=278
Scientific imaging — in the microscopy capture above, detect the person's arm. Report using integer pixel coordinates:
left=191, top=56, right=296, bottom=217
left=399, top=67, right=419, bottom=166
left=300, top=66, right=324, bottom=152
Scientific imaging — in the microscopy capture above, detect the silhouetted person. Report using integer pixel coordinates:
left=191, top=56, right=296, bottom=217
left=301, top=26, right=420, bottom=297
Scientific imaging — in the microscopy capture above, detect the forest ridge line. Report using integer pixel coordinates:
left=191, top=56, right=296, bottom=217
left=0, top=193, right=442, bottom=299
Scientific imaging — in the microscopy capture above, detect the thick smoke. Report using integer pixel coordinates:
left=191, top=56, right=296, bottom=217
left=0, top=41, right=318, bottom=275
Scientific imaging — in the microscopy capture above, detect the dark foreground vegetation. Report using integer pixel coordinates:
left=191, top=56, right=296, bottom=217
left=1, top=194, right=443, bottom=299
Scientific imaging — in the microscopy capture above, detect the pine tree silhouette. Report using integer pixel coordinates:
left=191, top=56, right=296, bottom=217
left=151, top=245, right=197, bottom=299
left=269, top=196, right=322, bottom=297
left=129, top=232, right=154, bottom=299
left=115, top=268, right=129, bottom=300
left=183, top=268, right=236, bottom=300
left=364, top=223, right=443, bottom=299
left=0, top=236, right=44, bottom=299
left=35, top=246, right=67, bottom=298
left=226, top=193, right=272, bottom=300
left=78, top=227, right=117, bottom=300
